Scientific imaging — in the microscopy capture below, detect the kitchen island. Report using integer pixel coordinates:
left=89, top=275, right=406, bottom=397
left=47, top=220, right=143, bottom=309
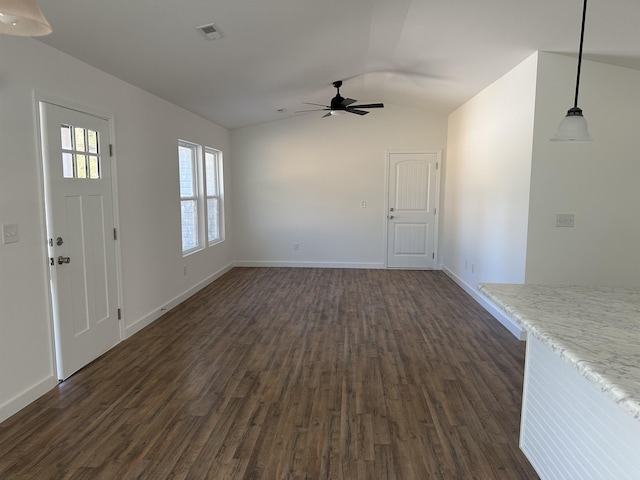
left=479, top=284, right=640, bottom=480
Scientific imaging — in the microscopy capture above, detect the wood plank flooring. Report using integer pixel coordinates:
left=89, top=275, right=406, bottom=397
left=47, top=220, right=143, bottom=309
left=0, top=268, right=538, bottom=479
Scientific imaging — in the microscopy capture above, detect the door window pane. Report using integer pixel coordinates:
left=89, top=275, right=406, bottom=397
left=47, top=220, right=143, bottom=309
left=87, top=130, right=98, bottom=153
left=62, top=153, right=74, bottom=178
left=75, top=127, right=86, bottom=151
left=61, top=125, right=72, bottom=149
left=77, top=154, right=87, bottom=178
left=60, top=124, right=101, bottom=180
left=89, top=156, right=100, bottom=179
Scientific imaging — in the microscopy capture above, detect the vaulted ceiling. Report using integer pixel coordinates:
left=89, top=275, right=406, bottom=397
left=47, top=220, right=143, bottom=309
left=37, top=0, right=640, bottom=129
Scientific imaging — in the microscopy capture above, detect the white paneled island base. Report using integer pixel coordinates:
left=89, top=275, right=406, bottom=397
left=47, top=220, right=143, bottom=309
left=479, top=284, right=640, bottom=480
left=522, top=335, right=640, bottom=479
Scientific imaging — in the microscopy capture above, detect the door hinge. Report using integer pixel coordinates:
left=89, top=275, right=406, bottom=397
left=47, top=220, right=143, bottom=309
left=118, top=308, right=122, bottom=320
left=434, top=208, right=437, bottom=215
left=109, top=144, right=113, bottom=157
left=436, top=162, right=439, bottom=170
left=113, top=228, right=117, bottom=240
left=432, top=252, right=435, bottom=259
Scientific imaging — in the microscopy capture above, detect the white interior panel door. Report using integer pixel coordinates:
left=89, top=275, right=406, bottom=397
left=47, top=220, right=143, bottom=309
left=387, top=152, right=439, bottom=269
left=40, top=102, right=120, bottom=379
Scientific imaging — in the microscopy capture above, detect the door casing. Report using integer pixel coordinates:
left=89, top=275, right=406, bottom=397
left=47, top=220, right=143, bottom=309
left=35, top=93, right=124, bottom=380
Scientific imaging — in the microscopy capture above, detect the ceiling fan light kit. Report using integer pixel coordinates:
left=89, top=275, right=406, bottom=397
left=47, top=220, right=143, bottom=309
left=297, top=80, right=384, bottom=118
left=551, top=0, right=592, bottom=142
left=0, top=0, right=51, bottom=36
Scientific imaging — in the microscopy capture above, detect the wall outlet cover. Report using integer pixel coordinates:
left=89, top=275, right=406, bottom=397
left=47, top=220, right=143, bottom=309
left=556, top=213, right=575, bottom=228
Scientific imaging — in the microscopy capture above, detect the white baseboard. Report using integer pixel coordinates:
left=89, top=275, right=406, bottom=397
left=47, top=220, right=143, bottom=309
left=0, top=375, right=58, bottom=424
left=124, top=263, right=234, bottom=338
left=233, top=261, right=385, bottom=269
left=441, top=265, right=524, bottom=340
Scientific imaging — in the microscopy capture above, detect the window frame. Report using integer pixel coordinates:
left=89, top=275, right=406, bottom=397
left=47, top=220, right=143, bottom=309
left=204, top=147, right=224, bottom=246
left=178, top=140, right=224, bottom=256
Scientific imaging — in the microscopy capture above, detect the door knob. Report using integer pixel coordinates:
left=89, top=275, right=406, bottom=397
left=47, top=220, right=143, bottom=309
left=57, top=256, right=71, bottom=265
left=388, top=215, right=395, bottom=219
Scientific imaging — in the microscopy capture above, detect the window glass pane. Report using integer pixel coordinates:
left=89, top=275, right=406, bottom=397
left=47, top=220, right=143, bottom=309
left=178, top=145, right=195, bottom=198
left=207, top=198, right=219, bottom=242
left=61, top=125, right=72, bottom=150
left=181, top=199, right=198, bottom=251
left=74, top=127, right=86, bottom=152
left=62, top=153, right=74, bottom=178
left=76, top=154, right=87, bottom=178
left=87, top=130, right=98, bottom=154
left=205, top=150, right=218, bottom=196
left=89, top=156, right=100, bottom=179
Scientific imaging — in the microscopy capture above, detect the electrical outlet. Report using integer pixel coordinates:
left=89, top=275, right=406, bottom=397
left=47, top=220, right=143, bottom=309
left=294, top=242, right=299, bottom=251
left=360, top=201, right=367, bottom=208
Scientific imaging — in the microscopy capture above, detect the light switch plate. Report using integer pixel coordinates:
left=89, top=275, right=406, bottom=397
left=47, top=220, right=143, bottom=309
left=2, top=223, right=19, bottom=244
left=556, top=213, right=575, bottom=228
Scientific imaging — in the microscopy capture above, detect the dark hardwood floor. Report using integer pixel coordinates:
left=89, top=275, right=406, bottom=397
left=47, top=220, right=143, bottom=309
left=0, top=268, right=538, bottom=479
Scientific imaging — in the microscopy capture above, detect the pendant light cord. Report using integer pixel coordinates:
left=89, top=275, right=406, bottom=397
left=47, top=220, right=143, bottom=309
left=574, top=0, right=588, bottom=109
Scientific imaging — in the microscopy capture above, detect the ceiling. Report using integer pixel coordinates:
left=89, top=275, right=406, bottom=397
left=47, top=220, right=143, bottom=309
left=37, top=0, right=640, bottom=130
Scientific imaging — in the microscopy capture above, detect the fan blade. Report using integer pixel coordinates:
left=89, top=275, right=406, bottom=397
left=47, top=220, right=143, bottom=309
left=322, top=112, right=332, bottom=118
left=349, top=103, right=384, bottom=109
left=295, top=108, right=330, bottom=113
left=302, top=102, right=330, bottom=108
left=340, top=97, right=357, bottom=107
left=346, top=109, right=369, bottom=116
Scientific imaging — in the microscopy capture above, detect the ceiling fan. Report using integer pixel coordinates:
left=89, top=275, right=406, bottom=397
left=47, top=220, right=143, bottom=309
left=297, top=81, right=384, bottom=117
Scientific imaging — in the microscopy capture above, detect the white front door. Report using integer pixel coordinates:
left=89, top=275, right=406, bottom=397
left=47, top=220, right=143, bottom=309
left=386, top=151, right=440, bottom=269
left=40, top=102, right=121, bottom=379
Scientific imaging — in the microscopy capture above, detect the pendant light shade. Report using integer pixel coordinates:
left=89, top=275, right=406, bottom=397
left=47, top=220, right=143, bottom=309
left=551, top=107, right=591, bottom=142
left=551, top=0, right=592, bottom=142
left=0, top=0, right=52, bottom=37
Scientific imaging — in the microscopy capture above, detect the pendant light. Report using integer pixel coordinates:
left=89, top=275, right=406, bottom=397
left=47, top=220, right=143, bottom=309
left=551, top=0, right=591, bottom=141
left=0, top=0, right=52, bottom=37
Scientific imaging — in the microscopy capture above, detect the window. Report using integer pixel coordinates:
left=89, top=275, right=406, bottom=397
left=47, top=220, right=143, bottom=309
left=205, top=147, right=223, bottom=244
left=178, top=141, right=224, bottom=254
left=60, top=124, right=101, bottom=179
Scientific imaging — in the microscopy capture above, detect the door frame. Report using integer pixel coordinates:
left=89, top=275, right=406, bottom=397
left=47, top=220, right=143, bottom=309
left=383, top=149, right=442, bottom=269
left=34, top=92, right=124, bottom=379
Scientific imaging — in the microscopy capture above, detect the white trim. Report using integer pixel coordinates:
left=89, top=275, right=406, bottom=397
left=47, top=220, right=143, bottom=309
left=0, top=375, right=58, bottom=424
left=32, top=91, right=59, bottom=389
left=233, top=261, right=385, bottom=269
left=441, top=265, right=525, bottom=339
left=124, top=263, right=234, bottom=338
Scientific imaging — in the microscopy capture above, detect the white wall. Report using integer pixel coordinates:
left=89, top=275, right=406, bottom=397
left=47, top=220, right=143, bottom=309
left=442, top=53, right=537, bottom=335
left=527, top=52, right=640, bottom=286
left=231, top=104, right=448, bottom=267
left=0, top=37, right=232, bottom=422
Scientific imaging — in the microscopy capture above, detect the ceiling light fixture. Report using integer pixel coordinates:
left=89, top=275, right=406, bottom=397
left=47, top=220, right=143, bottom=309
left=551, top=0, right=591, bottom=142
left=0, top=0, right=51, bottom=36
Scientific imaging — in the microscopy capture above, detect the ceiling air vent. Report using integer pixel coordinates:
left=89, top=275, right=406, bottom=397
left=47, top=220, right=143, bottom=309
left=196, top=23, right=222, bottom=41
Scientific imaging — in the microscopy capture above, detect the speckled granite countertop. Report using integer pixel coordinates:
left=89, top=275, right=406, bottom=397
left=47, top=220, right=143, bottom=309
left=478, top=283, right=640, bottom=421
